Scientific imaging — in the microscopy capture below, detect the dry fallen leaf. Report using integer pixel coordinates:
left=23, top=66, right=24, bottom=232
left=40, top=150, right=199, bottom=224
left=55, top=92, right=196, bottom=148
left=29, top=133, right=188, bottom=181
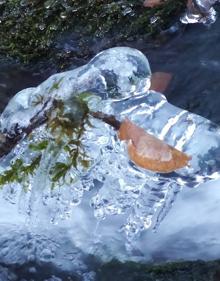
left=150, top=72, right=172, bottom=93
left=118, top=119, right=191, bottom=173
left=143, top=0, right=165, bottom=8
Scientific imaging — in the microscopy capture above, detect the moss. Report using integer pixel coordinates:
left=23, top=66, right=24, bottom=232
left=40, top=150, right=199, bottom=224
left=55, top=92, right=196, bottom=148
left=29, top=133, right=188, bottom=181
left=0, top=95, right=90, bottom=190
left=96, top=259, right=220, bottom=281
left=0, top=0, right=185, bottom=63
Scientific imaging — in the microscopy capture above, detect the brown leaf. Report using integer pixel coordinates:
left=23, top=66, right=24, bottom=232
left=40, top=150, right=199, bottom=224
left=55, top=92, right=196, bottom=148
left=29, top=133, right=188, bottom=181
left=150, top=72, right=172, bottom=93
left=118, top=119, right=191, bottom=173
left=143, top=0, right=165, bottom=8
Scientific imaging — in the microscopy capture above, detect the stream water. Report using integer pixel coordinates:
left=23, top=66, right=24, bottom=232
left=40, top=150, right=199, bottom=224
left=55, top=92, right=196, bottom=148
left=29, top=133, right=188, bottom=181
left=1, top=14, right=220, bottom=281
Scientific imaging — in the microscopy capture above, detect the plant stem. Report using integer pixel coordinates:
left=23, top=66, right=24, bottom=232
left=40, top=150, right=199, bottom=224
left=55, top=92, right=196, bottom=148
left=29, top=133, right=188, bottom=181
left=0, top=108, right=121, bottom=159
left=90, top=111, right=121, bottom=130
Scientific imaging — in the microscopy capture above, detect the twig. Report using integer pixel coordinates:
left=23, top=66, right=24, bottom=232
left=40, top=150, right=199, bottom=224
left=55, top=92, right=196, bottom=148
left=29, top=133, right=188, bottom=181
left=90, top=111, right=121, bottom=130
left=0, top=98, right=51, bottom=158
left=0, top=107, right=122, bottom=159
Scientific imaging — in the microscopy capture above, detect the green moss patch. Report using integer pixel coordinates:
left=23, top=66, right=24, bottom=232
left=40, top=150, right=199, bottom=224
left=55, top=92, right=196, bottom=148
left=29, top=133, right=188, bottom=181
left=0, top=0, right=185, bottom=62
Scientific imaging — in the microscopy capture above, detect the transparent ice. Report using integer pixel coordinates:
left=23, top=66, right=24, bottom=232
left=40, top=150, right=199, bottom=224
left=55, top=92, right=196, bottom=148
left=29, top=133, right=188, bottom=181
left=1, top=48, right=220, bottom=273
left=1, top=46, right=220, bottom=234
left=181, top=0, right=220, bottom=24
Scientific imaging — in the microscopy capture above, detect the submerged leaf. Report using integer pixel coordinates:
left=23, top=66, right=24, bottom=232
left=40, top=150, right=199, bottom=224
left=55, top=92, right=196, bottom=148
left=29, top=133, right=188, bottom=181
left=150, top=72, right=172, bottom=93
left=143, top=0, right=165, bottom=8
left=118, top=119, right=191, bottom=173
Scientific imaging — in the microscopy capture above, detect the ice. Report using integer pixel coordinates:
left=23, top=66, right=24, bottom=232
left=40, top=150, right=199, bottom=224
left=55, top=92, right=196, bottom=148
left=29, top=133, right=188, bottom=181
left=181, top=0, right=220, bottom=25
left=1, top=47, right=220, bottom=269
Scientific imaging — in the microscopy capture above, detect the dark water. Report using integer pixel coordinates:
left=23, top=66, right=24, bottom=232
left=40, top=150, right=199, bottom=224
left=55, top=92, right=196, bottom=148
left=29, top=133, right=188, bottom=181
left=0, top=262, right=79, bottom=281
left=0, top=59, right=58, bottom=113
left=117, top=23, right=220, bottom=125
left=1, top=16, right=220, bottom=281
left=149, top=22, right=220, bottom=125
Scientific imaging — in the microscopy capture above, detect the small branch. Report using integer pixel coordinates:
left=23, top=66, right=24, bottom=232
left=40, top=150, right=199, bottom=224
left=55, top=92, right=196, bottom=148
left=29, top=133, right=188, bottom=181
left=0, top=106, right=122, bottom=159
left=90, top=111, right=121, bottom=130
left=0, top=98, right=51, bottom=159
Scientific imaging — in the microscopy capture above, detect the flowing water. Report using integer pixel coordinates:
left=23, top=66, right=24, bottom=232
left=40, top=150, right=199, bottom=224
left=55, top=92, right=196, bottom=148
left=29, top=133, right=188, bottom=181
left=1, top=15, right=220, bottom=280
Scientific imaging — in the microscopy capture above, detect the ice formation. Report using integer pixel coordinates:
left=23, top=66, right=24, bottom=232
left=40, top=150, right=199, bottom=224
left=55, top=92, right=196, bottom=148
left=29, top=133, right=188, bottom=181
left=181, top=0, right=220, bottom=25
left=1, top=46, right=220, bottom=249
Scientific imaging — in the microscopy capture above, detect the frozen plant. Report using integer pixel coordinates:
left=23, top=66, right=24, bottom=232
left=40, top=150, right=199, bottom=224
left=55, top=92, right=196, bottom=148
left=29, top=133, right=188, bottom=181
left=0, top=47, right=220, bottom=239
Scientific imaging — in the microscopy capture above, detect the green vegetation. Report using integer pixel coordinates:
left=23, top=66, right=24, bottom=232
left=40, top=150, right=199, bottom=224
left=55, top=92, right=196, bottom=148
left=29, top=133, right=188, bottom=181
left=0, top=95, right=91, bottom=189
left=97, top=259, right=220, bottom=281
left=46, top=97, right=91, bottom=187
left=0, top=0, right=185, bottom=63
left=0, top=156, right=41, bottom=188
